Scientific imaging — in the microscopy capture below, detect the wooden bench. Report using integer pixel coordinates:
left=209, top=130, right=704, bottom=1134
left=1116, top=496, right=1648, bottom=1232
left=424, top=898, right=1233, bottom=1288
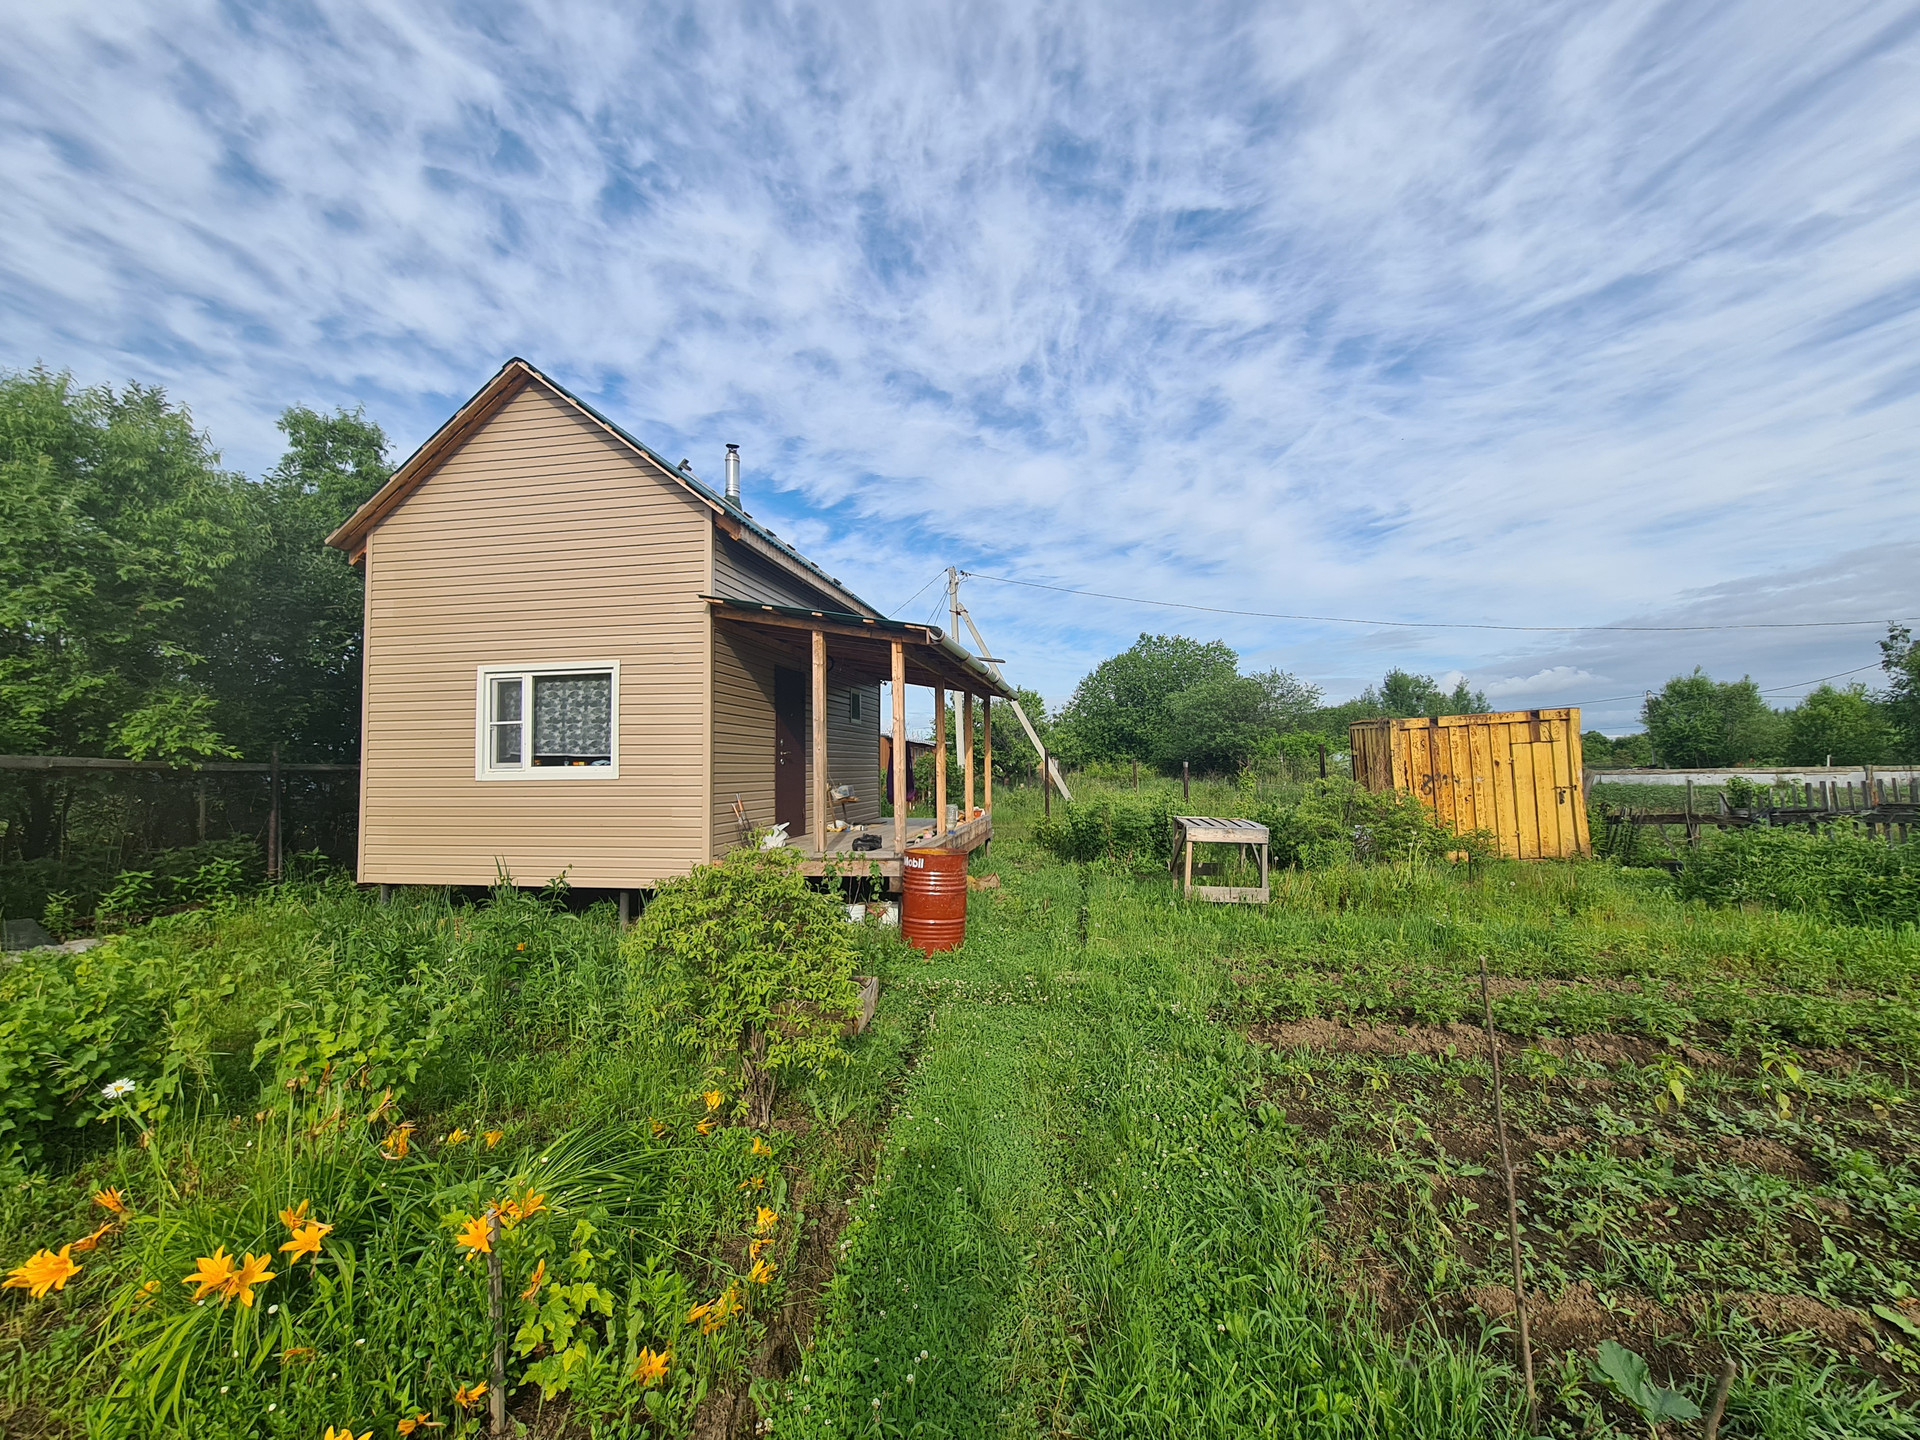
left=1170, top=816, right=1270, bottom=904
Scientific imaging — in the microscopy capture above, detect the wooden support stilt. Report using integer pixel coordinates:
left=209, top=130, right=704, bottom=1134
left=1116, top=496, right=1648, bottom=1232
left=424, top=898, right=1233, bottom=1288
left=811, top=629, right=828, bottom=860
left=933, top=683, right=947, bottom=836
left=963, top=691, right=975, bottom=822
left=982, top=696, right=992, bottom=815
left=619, top=889, right=631, bottom=929
left=891, top=642, right=908, bottom=860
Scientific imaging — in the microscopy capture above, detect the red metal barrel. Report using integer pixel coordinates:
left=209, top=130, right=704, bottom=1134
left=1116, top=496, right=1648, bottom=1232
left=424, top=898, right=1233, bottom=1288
left=901, top=847, right=968, bottom=953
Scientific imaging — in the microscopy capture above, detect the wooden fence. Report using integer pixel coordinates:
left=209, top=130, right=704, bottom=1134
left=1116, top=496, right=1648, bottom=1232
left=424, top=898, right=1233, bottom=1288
left=1600, top=773, right=1917, bottom=859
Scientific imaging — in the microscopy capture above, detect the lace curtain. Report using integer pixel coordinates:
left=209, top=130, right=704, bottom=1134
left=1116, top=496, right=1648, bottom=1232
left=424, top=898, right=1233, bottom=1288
left=533, top=673, right=612, bottom=760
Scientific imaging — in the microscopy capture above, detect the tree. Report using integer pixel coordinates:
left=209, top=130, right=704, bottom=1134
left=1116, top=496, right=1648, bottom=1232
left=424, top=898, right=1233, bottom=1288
left=1162, top=675, right=1270, bottom=773
left=1, top=369, right=256, bottom=854
left=1784, top=684, right=1894, bottom=766
left=201, top=406, right=390, bottom=760
left=1053, top=634, right=1239, bottom=771
left=1351, top=668, right=1490, bottom=721
left=1642, top=670, right=1783, bottom=767
left=1881, top=624, right=1920, bottom=761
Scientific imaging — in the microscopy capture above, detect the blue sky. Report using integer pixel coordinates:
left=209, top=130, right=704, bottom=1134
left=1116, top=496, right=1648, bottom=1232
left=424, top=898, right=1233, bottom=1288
left=4, top=1, right=1919, bottom=734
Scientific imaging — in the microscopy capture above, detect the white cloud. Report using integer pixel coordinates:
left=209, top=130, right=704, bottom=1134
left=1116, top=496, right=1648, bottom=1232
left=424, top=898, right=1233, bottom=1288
left=1, top=0, right=1917, bottom=718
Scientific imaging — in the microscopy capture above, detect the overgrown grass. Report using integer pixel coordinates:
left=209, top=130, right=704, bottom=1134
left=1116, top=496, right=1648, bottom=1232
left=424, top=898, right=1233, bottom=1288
left=11, top=782, right=1920, bottom=1439
left=0, top=877, right=918, bottom=1438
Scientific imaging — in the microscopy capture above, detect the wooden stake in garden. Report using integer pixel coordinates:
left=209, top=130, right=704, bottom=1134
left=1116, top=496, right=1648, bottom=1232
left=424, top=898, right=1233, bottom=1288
left=1479, top=954, right=1536, bottom=1418
left=487, top=1207, right=507, bottom=1438
left=1703, top=1357, right=1737, bottom=1440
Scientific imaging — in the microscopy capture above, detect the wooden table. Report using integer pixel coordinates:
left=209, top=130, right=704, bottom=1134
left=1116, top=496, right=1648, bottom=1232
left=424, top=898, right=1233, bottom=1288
left=1170, top=816, right=1270, bottom=903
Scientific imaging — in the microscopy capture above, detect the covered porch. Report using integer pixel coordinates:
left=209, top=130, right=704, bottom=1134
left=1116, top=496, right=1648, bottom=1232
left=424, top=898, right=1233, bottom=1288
left=704, top=596, right=1015, bottom=882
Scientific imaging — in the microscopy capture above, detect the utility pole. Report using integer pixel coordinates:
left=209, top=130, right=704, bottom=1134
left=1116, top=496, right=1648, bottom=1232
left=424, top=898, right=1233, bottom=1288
left=946, top=573, right=1072, bottom=804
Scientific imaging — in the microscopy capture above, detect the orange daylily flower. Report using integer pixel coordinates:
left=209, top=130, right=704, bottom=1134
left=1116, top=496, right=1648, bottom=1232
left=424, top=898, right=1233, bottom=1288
left=71, top=1222, right=116, bottom=1253
left=754, top=1206, right=779, bottom=1233
left=280, top=1222, right=331, bottom=1262
left=444, top=1128, right=469, bottom=1146
left=696, top=1285, right=740, bottom=1334
left=695, top=1120, right=714, bottom=1136
left=182, top=1247, right=240, bottom=1302
left=751, top=1136, right=773, bottom=1157
left=632, top=1346, right=671, bottom=1387
left=4, top=1245, right=81, bottom=1299
left=396, top=1414, right=439, bottom=1435
left=454, top=1216, right=492, bottom=1255
left=381, top=1124, right=414, bottom=1160
left=482, top=1130, right=503, bottom=1149
left=749, top=1237, right=773, bottom=1260
left=735, top=1174, right=766, bottom=1191
left=323, top=1428, right=371, bottom=1440
left=452, top=1380, right=488, bottom=1409
left=228, top=1252, right=276, bottom=1307
left=649, top=1118, right=667, bottom=1138
left=749, top=1258, right=776, bottom=1284
left=279, top=1199, right=311, bottom=1230
left=520, top=1258, right=547, bottom=1300
left=704, top=1089, right=725, bottom=1111
left=91, top=1187, right=128, bottom=1216
left=513, top=1191, right=547, bottom=1224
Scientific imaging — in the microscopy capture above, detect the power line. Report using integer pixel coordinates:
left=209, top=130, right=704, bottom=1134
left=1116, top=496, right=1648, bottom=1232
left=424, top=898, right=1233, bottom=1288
left=887, top=570, right=945, bottom=618
left=959, top=570, right=1912, bottom=634
left=1561, top=662, right=1884, bottom=712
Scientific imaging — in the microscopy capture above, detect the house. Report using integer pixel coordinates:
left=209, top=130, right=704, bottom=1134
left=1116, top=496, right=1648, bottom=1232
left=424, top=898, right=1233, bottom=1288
left=325, top=357, right=1010, bottom=894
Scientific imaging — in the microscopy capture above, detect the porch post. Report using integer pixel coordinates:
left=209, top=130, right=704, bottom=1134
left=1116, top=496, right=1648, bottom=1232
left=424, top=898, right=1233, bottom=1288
left=811, top=629, right=828, bottom=859
left=934, top=683, right=947, bottom=836
left=963, top=691, right=975, bottom=821
left=891, top=642, right=908, bottom=858
left=982, top=695, right=992, bottom=813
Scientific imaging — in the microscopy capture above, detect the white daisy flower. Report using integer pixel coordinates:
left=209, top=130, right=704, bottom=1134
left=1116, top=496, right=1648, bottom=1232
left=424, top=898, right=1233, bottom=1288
left=101, top=1078, right=136, bottom=1100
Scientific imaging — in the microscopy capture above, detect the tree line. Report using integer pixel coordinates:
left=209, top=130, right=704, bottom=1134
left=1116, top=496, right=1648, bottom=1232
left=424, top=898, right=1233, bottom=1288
left=2, top=368, right=389, bottom=857
left=1030, top=631, right=1920, bottom=779
left=1592, top=649, right=1920, bottom=769
left=1033, top=632, right=1490, bottom=777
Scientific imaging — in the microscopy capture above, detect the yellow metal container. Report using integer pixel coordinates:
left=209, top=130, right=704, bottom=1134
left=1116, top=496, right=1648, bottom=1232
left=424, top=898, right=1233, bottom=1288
left=1350, top=708, right=1589, bottom=860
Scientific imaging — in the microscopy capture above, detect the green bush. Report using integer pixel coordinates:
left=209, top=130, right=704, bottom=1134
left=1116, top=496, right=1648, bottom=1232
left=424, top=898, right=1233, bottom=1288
left=625, top=847, right=861, bottom=1126
left=1033, top=791, right=1179, bottom=866
left=1677, top=823, right=1920, bottom=924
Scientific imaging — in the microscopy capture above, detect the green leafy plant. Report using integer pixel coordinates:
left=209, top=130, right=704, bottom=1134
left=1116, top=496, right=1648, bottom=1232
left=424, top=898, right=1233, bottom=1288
left=626, top=846, right=861, bottom=1126
left=1588, top=1340, right=1701, bottom=1433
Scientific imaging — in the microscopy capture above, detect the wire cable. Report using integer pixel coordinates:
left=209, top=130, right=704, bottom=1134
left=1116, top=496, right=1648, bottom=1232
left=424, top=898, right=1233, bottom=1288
left=887, top=570, right=945, bottom=619
left=1563, top=661, right=1886, bottom=712
left=958, top=570, right=1912, bottom=634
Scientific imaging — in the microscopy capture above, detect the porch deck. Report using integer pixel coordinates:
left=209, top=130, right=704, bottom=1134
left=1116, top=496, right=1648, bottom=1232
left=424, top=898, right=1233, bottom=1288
left=794, top=809, right=993, bottom=879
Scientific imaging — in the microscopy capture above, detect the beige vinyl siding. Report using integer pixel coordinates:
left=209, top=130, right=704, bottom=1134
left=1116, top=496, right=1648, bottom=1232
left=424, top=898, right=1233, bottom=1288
left=709, top=626, right=882, bottom=853
left=711, top=625, right=779, bottom=852
left=712, top=534, right=838, bottom=610
left=827, top=683, right=881, bottom=825
left=360, top=380, right=712, bottom=887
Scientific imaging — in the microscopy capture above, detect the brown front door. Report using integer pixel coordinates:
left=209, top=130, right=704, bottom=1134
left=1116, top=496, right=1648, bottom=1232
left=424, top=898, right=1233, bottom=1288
left=774, top=667, right=807, bottom=837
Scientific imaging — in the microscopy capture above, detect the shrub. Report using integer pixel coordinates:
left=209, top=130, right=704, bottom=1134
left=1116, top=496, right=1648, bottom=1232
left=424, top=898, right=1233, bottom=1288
left=625, top=847, right=861, bottom=1126
left=1677, top=824, right=1920, bottom=924
left=1033, top=792, right=1179, bottom=867
left=1255, top=777, right=1494, bottom=870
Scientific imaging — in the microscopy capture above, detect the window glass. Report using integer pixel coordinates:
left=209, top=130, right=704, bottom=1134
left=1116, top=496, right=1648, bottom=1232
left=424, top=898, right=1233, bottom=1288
left=490, top=678, right=523, bottom=766
left=533, top=673, right=613, bottom=765
left=849, top=690, right=861, bottom=722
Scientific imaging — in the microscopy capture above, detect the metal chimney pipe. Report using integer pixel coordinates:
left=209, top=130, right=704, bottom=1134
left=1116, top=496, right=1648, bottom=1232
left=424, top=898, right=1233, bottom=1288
left=724, top=444, right=740, bottom=505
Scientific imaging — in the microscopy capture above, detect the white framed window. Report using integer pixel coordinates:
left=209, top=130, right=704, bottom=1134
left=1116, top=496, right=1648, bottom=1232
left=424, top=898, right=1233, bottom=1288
left=475, top=662, right=620, bottom=780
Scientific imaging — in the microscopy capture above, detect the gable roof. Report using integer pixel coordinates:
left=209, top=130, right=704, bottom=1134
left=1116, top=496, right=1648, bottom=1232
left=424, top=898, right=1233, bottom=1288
left=324, top=357, right=880, bottom=618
